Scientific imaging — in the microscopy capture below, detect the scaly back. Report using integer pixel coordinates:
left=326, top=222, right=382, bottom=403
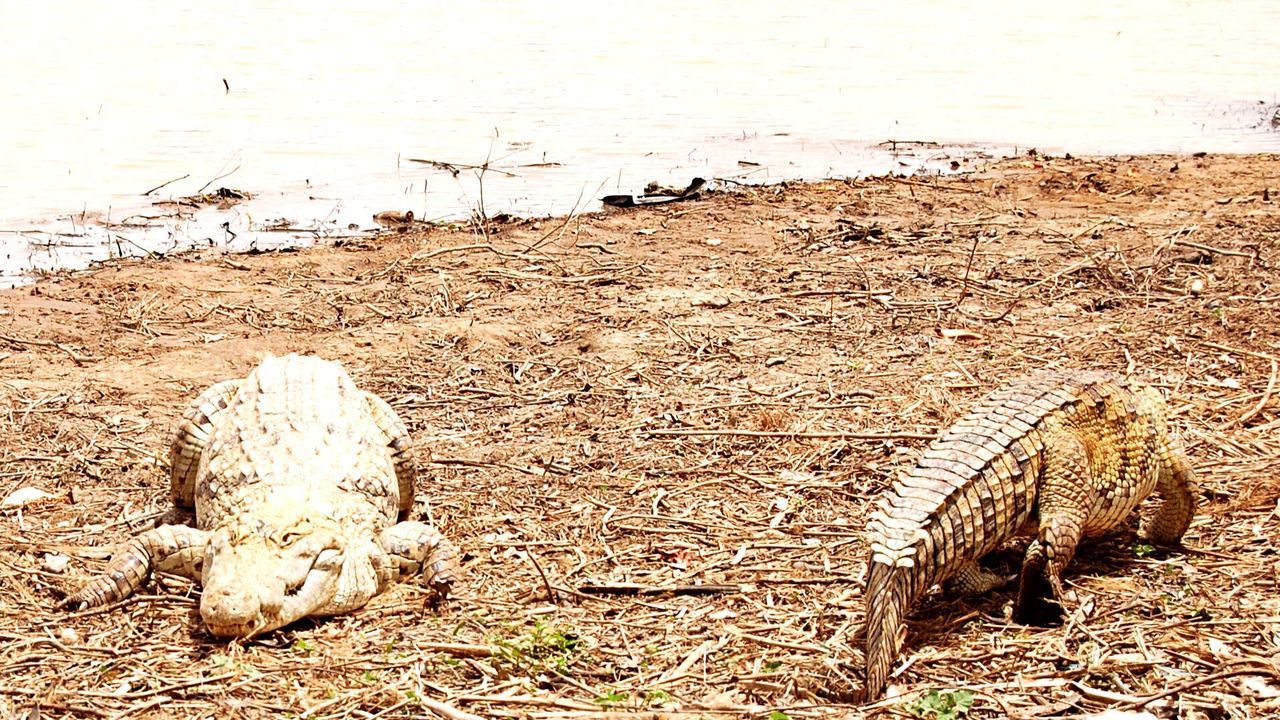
left=863, top=370, right=1167, bottom=699
left=196, top=354, right=399, bottom=524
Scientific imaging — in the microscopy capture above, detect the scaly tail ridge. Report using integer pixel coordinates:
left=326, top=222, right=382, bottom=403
left=864, top=558, right=913, bottom=700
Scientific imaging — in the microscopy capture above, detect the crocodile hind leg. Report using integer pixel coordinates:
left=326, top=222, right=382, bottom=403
left=1140, top=430, right=1197, bottom=545
left=65, top=524, right=209, bottom=609
left=364, top=391, right=417, bottom=521
left=1015, top=429, right=1091, bottom=625
left=945, top=560, right=1014, bottom=596
left=170, top=379, right=243, bottom=508
left=380, top=522, right=460, bottom=599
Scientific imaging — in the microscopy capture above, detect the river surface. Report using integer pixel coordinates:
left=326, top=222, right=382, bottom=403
left=2, top=2, right=1278, bottom=286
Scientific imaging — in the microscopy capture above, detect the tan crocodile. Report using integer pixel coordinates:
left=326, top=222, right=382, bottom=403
left=863, top=370, right=1196, bottom=699
left=67, top=353, right=459, bottom=637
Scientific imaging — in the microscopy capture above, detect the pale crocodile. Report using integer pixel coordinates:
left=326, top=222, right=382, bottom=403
left=67, top=354, right=459, bottom=637
left=863, top=370, right=1196, bottom=699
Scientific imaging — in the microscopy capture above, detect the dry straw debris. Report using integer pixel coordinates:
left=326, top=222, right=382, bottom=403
left=1, top=154, right=1278, bottom=718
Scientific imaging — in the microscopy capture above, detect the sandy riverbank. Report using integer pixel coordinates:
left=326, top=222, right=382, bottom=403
left=1, top=153, right=1278, bottom=718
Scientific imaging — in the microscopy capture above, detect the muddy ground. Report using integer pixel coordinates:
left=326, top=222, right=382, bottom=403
left=1, top=154, right=1278, bottom=719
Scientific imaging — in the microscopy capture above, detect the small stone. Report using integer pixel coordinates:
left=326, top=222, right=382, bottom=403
left=43, top=553, right=69, bottom=573
left=1, top=486, right=54, bottom=509
left=58, top=627, right=79, bottom=645
left=705, top=238, right=722, bottom=246
left=1188, top=277, right=1206, bottom=296
left=765, top=356, right=787, bottom=366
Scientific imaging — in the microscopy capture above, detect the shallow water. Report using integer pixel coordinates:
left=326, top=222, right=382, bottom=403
left=2, top=1, right=1277, bottom=286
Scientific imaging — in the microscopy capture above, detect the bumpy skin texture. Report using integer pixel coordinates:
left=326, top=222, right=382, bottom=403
left=863, top=370, right=1196, bottom=700
left=68, top=354, right=460, bottom=637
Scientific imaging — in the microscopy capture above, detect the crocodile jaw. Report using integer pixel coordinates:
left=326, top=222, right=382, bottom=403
left=200, top=530, right=342, bottom=638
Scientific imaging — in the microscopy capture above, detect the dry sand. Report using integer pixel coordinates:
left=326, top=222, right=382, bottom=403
left=1, top=153, right=1278, bottom=718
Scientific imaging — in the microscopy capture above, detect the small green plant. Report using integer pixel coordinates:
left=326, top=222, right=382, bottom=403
left=906, top=689, right=974, bottom=720
left=491, top=619, right=583, bottom=675
left=645, top=689, right=672, bottom=705
left=291, top=638, right=314, bottom=655
left=208, top=652, right=260, bottom=675
left=594, top=689, right=628, bottom=707
left=768, top=711, right=791, bottom=720
left=763, top=659, right=783, bottom=672
left=358, top=669, right=379, bottom=685
left=1133, top=542, right=1155, bottom=558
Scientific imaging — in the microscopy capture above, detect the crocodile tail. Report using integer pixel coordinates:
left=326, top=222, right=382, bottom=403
left=864, top=557, right=913, bottom=701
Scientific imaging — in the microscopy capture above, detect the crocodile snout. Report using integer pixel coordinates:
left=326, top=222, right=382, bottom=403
left=200, top=540, right=343, bottom=637
left=201, top=580, right=283, bottom=638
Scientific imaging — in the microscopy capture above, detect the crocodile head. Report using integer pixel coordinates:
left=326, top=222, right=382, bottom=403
left=199, top=517, right=346, bottom=638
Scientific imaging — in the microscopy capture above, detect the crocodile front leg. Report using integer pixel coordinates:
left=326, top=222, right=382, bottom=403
left=1141, top=432, right=1197, bottom=544
left=67, top=524, right=209, bottom=608
left=1015, top=429, right=1091, bottom=625
left=380, top=521, right=460, bottom=599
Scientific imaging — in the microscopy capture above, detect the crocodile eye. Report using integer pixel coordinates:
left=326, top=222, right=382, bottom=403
left=277, top=519, right=313, bottom=546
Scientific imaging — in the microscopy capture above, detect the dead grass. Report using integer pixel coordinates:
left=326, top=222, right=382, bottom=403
left=1, top=153, right=1279, bottom=719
